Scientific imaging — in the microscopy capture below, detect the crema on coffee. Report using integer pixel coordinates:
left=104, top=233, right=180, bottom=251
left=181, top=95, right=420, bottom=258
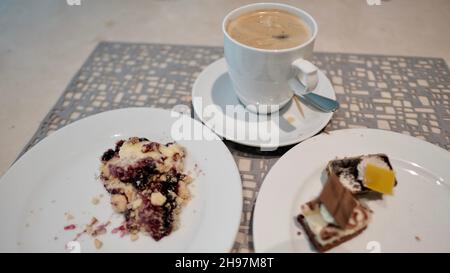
left=226, top=9, right=310, bottom=50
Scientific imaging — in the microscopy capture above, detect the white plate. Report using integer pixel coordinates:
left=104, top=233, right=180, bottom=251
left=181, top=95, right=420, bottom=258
left=192, top=58, right=335, bottom=148
left=0, top=108, right=242, bottom=252
left=253, top=129, right=450, bottom=252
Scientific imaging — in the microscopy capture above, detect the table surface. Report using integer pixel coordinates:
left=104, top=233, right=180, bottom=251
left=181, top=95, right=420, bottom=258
left=2, top=0, right=450, bottom=177
left=19, top=42, right=450, bottom=252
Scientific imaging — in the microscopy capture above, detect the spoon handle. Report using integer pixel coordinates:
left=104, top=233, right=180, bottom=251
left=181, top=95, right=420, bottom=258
left=299, top=92, right=340, bottom=112
left=288, top=78, right=339, bottom=112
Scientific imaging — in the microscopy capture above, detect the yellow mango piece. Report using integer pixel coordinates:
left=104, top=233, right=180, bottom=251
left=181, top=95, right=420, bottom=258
left=364, top=163, right=395, bottom=195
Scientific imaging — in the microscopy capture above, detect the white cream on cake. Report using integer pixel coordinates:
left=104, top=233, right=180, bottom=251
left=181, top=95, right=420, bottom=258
left=319, top=204, right=337, bottom=225
left=357, top=155, right=390, bottom=181
left=338, top=172, right=362, bottom=193
left=301, top=201, right=371, bottom=247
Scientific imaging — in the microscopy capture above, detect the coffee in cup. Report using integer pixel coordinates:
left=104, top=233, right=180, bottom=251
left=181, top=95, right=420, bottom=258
left=223, top=3, right=319, bottom=114
left=226, top=9, right=311, bottom=50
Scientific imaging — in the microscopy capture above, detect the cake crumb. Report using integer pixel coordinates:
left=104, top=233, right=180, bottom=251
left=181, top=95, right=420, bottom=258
left=94, top=239, right=103, bottom=249
left=286, top=115, right=296, bottom=124
left=130, top=234, right=139, bottom=241
left=65, top=212, right=74, bottom=221
left=91, top=197, right=100, bottom=205
left=91, top=221, right=110, bottom=237
left=111, top=194, right=127, bottom=212
left=415, top=236, right=421, bottom=241
left=90, top=217, right=98, bottom=225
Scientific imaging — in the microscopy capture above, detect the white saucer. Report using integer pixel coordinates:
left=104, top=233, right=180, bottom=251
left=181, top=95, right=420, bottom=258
left=192, top=58, right=336, bottom=148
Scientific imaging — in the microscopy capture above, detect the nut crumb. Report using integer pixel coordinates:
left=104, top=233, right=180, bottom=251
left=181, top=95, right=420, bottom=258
left=150, top=192, right=167, bottom=206
left=94, top=239, right=103, bottom=249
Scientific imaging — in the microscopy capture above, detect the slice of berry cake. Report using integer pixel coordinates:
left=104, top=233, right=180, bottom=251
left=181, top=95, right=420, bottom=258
left=99, top=137, right=191, bottom=241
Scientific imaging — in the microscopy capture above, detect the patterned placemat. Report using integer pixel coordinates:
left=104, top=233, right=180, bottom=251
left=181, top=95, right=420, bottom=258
left=21, top=42, right=450, bottom=252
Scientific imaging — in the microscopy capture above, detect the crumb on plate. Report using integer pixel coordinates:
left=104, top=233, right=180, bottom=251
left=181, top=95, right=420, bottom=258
left=94, top=239, right=103, bottom=249
left=130, top=234, right=139, bottom=241
left=91, top=197, right=100, bottom=205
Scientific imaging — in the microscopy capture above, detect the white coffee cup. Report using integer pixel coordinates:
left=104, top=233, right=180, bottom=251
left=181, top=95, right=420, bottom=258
left=223, top=3, right=319, bottom=114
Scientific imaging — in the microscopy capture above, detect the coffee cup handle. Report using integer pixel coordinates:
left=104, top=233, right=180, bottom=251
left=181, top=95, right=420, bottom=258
left=291, top=59, right=318, bottom=94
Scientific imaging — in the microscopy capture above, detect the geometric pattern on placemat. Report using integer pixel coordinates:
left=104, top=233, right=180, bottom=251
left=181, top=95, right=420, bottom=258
left=20, top=42, right=450, bottom=252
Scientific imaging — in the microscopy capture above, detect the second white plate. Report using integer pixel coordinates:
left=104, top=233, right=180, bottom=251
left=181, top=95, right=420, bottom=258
left=253, top=129, right=450, bottom=252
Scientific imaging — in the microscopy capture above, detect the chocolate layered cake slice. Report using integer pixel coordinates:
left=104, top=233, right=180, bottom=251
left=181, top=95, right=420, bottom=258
left=99, top=137, right=191, bottom=241
left=297, top=173, right=372, bottom=252
left=326, top=154, right=397, bottom=195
